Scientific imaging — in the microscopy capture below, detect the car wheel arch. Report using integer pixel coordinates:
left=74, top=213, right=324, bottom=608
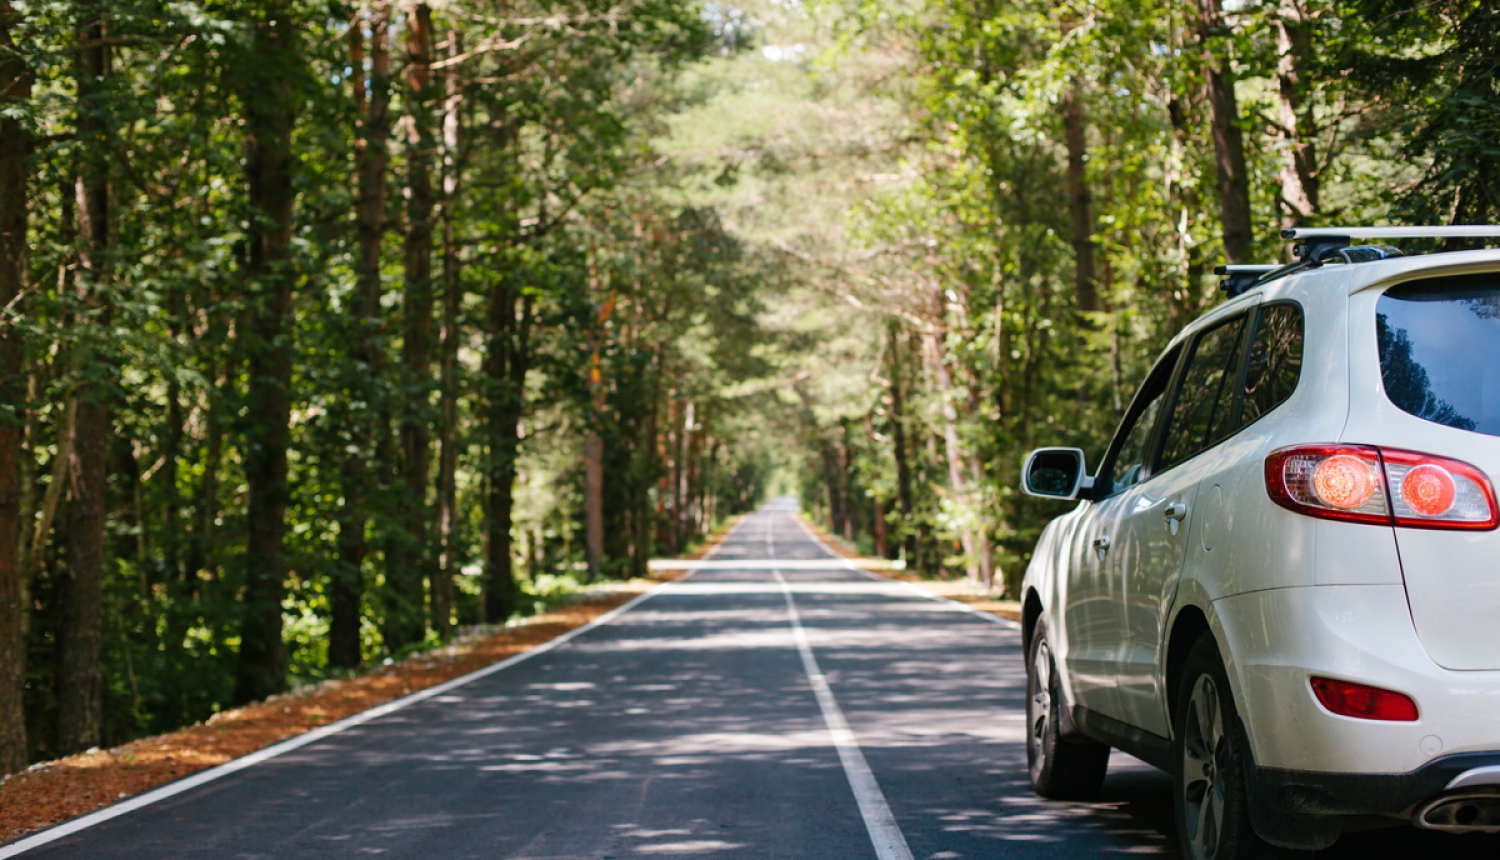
left=1165, top=604, right=1212, bottom=729
left=1163, top=591, right=1258, bottom=758
left=1023, top=587, right=1044, bottom=658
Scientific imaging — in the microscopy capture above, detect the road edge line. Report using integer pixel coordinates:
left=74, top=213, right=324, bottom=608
left=0, top=518, right=746, bottom=859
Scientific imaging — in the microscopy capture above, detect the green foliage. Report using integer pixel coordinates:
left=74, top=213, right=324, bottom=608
left=6, top=0, right=1484, bottom=769
left=10, top=0, right=781, bottom=764
left=693, top=0, right=1498, bottom=596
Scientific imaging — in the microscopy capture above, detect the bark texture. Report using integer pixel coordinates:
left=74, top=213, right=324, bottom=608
left=1274, top=0, right=1318, bottom=222
left=1197, top=0, right=1253, bottom=263
left=484, top=275, right=531, bottom=624
left=676, top=400, right=695, bottom=546
left=387, top=1, right=435, bottom=651
left=0, top=0, right=32, bottom=776
left=864, top=414, right=888, bottom=559
left=432, top=30, right=462, bottom=638
left=58, top=4, right=111, bottom=754
left=1062, top=79, right=1099, bottom=314
left=332, top=0, right=393, bottom=671
left=583, top=428, right=604, bottom=580
left=583, top=278, right=614, bottom=582
left=232, top=4, right=298, bottom=705
left=886, top=320, right=916, bottom=567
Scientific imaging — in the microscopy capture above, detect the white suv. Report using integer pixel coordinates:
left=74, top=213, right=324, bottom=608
left=1019, top=228, right=1500, bottom=859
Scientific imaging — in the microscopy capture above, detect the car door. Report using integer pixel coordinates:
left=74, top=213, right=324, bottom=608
left=1062, top=344, right=1181, bottom=721
left=1111, top=313, right=1252, bottom=736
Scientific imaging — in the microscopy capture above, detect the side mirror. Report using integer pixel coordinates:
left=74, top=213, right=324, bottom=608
left=1022, top=448, right=1092, bottom=500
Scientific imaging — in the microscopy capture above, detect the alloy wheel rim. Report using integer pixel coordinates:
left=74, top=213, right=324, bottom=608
left=1029, top=639, right=1052, bottom=775
left=1182, top=674, right=1226, bottom=860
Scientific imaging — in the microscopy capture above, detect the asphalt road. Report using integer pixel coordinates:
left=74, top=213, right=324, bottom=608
left=11, top=500, right=1500, bottom=858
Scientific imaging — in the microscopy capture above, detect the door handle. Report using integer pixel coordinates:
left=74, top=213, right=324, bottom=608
left=1092, top=535, right=1111, bottom=560
left=1163, top=502, right=1188, bottom=535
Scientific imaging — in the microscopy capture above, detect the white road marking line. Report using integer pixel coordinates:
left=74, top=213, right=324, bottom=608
left=0, top=518, right=752, bottom=858
left=788, top=515, right=1021, bottom=631
left=771, top=551, right=914, bottom=860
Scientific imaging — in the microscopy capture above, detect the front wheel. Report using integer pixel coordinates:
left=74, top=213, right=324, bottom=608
left=1173, top=633, right=1313, bottom=860
left=1026, top=616, right=1109, bottom=799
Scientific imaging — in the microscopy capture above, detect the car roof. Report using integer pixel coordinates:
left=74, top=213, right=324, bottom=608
left=1176, top=248, right=1500, bottom=347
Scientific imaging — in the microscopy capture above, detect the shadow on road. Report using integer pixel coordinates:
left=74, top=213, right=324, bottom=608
left=23, top=508, right=1500, bottom=860
left=787, top=565, right=1500, bottom=859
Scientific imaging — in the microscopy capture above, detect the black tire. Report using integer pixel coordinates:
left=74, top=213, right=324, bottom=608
left=1026, top=616, right=1110, bottom=799
left=1173, top=633, right=1314, bottom=860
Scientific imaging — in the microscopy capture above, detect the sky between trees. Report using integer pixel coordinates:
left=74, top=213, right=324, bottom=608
left=1, top=0, right=1497, bottom=775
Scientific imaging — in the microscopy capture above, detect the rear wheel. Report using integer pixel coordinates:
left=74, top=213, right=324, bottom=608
left=1026, top=617, right=1109, bottom=799
left=1173, top=633, right=1313, bottom=860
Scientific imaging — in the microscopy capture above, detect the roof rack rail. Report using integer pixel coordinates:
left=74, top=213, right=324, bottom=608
left=1217, top=226, right=1500, bottom=300
left=1283, top=226, right=1500, bottom=263
left=1215, top=265, right=1279, bottom=298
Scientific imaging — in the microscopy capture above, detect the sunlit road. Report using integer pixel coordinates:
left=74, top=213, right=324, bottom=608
left=12, top=500, right=1500, bottom=858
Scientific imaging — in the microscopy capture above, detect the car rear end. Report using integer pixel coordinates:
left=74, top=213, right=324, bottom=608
left=1226, top=255, right=1500, bottom=838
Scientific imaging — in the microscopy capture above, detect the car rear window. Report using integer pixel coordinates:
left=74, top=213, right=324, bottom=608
left=1377, top=275, right=1500, bottom=438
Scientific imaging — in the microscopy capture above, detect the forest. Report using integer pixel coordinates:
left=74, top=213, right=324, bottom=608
left=1, top=0, right=1497, bottom=776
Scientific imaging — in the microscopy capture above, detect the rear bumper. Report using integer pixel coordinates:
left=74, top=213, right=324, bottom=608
left=1242, top=745, right=1500, bottom=849
left=1213, top=584, right=1500, bottom=774
left=1250, top=750, right=1500, bottom=818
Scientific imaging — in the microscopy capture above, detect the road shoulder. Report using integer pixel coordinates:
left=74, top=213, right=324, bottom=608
left=795, top=515, right=1022, bottom=622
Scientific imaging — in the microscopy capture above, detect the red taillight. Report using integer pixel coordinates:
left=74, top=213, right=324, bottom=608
left=1312, top=455, right=1378, bottom=510
left=1310, top=677, right=1419, bottom=722
left=1400, top=464, right=1455, bottom=517
left=1265, top=444, right=1498, bottom=530
left=1265, top=445, right=1389, bottom=525
left=1381, top=449, right=1498, bottom=530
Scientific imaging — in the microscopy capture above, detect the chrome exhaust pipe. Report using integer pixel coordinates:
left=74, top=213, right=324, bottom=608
left=1414, top=793, right=1500, bottom=833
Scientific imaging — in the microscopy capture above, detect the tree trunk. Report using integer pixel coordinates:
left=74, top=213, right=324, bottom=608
left=864, top=414, right=888, bottom=558
left=703, top=439, right=719, bottom=531
left=837, top=424, right=854, bottom=542
left=1062, top=78, right=1099, bottom=314
left=232, top=4, right=299, bottom=705
left=886, top=320, right=916, bottom=565
left=483, top=278, right=531, bottom=624
left=58, top=4, right=111, bottom=754
left=583, top=428, right=603, bottom=580
left=432, top=30, right=462, bottom=639
left=820, top=439, right=842, bottom=536
left=676, top=399, right=694, bottom=547
left=630, top=350, right=660, bottom=578
left=1274, top=0, right=1318, bottom=223
left=687, top=408, right=705, bottom=539
left=384, top=1, right=435, bottom=652
left=583, top=270, right=611, bottom=582
left=331, top=0, right=392, bottom=671
left=1197, top=0, right=1254, bottom=263
left=0, top=0, right=32, bottom=775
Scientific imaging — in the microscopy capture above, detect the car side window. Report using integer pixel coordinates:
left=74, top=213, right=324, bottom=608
left=1104, top=346, right=1182, bottom=496
left=1157, top=315, right=1250, bottom=473
left=1239, top=303, right=1304, bottom=428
